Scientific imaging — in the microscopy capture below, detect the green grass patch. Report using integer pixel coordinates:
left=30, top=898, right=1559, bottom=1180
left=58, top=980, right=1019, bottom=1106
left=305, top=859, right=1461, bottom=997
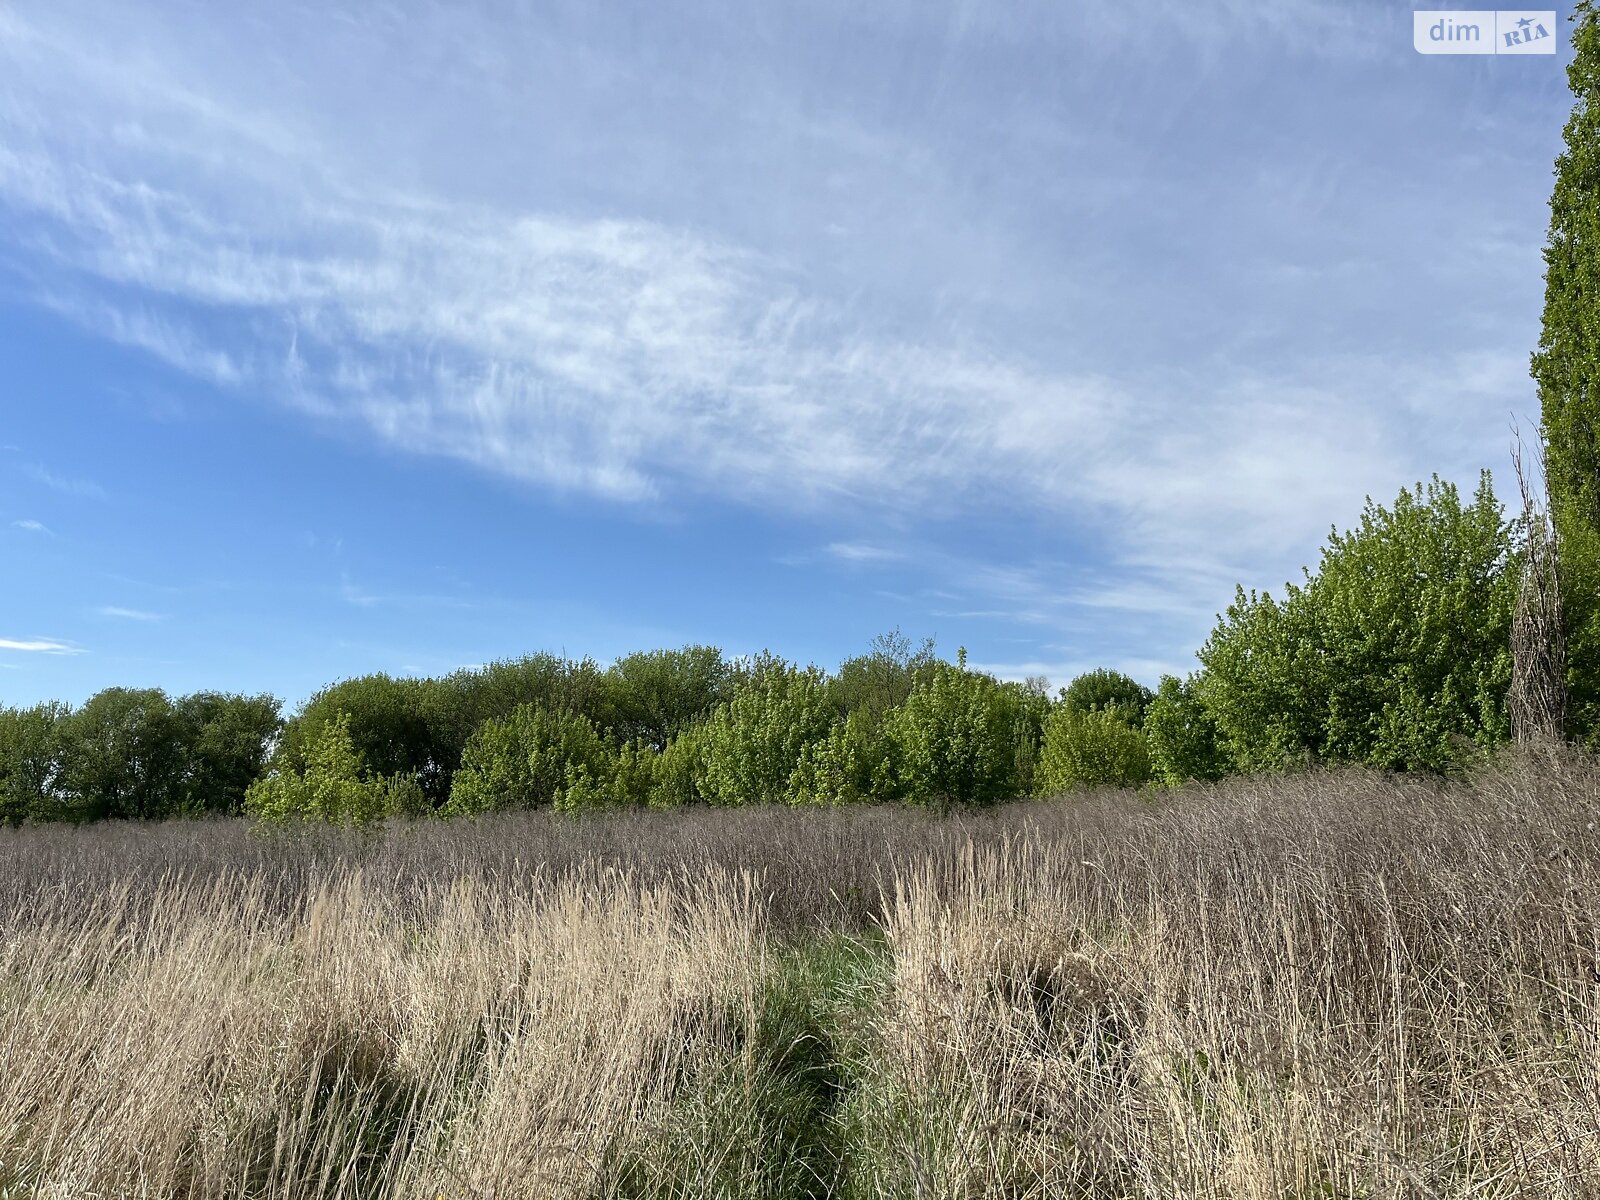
left=601, top=931, right=890, bottom=1200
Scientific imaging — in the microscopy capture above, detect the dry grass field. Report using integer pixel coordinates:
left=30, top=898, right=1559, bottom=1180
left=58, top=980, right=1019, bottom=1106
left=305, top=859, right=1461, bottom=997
left=4, top=746, right=1600, bottom=1198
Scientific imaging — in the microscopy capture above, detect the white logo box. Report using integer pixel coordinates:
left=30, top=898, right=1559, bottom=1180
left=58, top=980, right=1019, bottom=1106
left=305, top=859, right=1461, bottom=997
left=1413, top=10, right=1557, bottom=54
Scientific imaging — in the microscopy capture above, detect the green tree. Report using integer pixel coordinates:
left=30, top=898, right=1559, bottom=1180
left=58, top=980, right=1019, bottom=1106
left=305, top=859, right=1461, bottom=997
left=0, top=703, right=68, bottom=824
left=443, top=655, right=618, bottom=745
left=1036, top=706, right=1151, bottom=793
left=172, top=692, right=282, bottom=815
left=647, top=721, right=707, bottom=808
left=608, top=739, right=660, bottom=808
left=1534, top=3, right=1600, bottom=742
left=606, top=645, right=729, bottom=749
left=1143, top=675, right=1227, bottom=786
left=883, top=661, right=1023, bottom=807
left=697, top=659, right=835, bottom=806
left=244, top=713, right=418, bottom=826
left=788, top=708, right=890, bottom=805
left=1003, top=677, right=1053, bottom=797
left=830, top=629, right=938, bottom=719
left=56, top=688, right=187, bottom=820
left=444, top=703, right=616, bottom=815
left=1058, top=669, right=1154, bottom=726
left=279, top=674, right=454, bottom=804
left=1197, top=474, right=1517, bottom=773
left=1195, top=584, right=1329, bottom=773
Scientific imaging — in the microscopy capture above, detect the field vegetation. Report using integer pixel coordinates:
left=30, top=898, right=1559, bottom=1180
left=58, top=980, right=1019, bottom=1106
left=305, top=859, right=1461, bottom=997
left=3, top=747, right=1599, bottom=1197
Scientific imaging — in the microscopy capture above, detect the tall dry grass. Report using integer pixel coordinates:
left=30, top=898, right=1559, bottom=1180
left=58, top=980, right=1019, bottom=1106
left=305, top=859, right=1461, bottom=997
left=0, top=866, right=763, bottom=1198
left=3, top=746, right=1600, bottom=1197
left=872, top=746, right=1600, bottom=1198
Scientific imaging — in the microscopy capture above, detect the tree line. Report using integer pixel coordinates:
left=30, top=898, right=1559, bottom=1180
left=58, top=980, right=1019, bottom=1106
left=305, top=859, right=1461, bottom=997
left=0, top=470, right=1531, bottom=824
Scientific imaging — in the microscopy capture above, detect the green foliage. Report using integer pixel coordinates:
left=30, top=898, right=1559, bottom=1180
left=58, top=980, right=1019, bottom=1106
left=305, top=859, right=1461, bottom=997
left=0, top=703, right=69, bottom=825
left=280, top=674, right=453, bottom=804
left=444, top=703, right=616, bottom=815
left=1536, top=1, right=1600, bottom=528
left=606, top=645, right=729, bottom=749
left=698, top=658, right=835, bottom=806
left=278, top=656, right=622, bottom=811
left=1535, top=5, right=1600, bottom=742
left=830, top=630, right=938, bottom=720
left=1058, top=669, right=1154, bottom=727
left=53, top=689, right=187, bottom=821
left=789, top=708, right=887, bottom=806
left=608, top=739, right=659, bottom=809
left=458, top=653, right=616, bottom=724
left=1036, top=705, right=1151, bottom=793
left=1194, top=585, right=1325, bottom=773
left=883, top=662, right=1023, bottom=807
left=1002, top=677, right=1053, bottom=797
left=0, top=471, right=1524, bottom=828
left=1144, top=675, right=1227, bottom=786
left=646, top=723, right=707, bottom=808
left=171, top=693, right=283, bottom=815
left=1197, top=474, right=1517, bottom=773
left=1558, top=516, right=1600, bottom=744
left=244, top=713, right=417, bottom=826
left=0, top=691, right=279, bottom=823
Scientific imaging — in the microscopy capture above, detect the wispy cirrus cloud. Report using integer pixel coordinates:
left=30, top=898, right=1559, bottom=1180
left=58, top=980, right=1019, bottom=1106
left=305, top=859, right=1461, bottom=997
left=825, top=542, right=908, bottom=564
left=0, top=637, right=84, bottom=654
left=10, top=519, right=50, bottom=534
left=20, top=463, right=105, bottom=500
left=96, top=606, right=162, bottom=621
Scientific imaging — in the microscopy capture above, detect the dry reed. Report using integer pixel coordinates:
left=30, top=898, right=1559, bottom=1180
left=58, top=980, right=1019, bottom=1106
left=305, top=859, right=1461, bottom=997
left=4, top=746, right=1600, bottom=1197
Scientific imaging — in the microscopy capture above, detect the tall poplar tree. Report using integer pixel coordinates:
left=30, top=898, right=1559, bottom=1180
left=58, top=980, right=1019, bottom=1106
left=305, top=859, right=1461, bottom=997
left=1534, top=2, right=1600, bottom=740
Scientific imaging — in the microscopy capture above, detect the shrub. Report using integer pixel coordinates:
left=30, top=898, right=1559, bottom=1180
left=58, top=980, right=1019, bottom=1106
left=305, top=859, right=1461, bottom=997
left=1144, top=675, right=1227, bottom=786
left=647, top=723, right=707, bottom=808
left=1058, top=669, right=1154, bottom=726
left=698, top=658, right=835, bottom=806
left=1036, top=706, right=1151, bottom=793
left=788, top=709, right=887, bottom=805
left=609, top=740, right=660, bottom=809
left=444, top=704, right=616, bottom=816
left=1003, top=678, right=1053, bottom=797
left=245, top=713, right=417, bottom=826
left=1197, top=474, right=1517, bottom=773
left=884, top=662, right=1022, bottom=807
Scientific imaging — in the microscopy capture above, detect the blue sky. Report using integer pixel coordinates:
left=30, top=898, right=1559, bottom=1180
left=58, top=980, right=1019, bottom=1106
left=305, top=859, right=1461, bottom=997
left=0, top=1, right=1578, bottom=707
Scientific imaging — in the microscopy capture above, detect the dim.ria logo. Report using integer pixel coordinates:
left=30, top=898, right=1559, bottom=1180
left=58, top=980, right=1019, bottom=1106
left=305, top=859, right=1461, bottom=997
left=1413, top=10, right=1556, bottom=54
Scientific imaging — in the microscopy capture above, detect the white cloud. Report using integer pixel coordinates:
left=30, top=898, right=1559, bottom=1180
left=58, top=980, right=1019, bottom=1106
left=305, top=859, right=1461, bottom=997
left=97, top=606, right=162, bottom=621
left=0, top=638, right=83, bottom=654
left=339, top=575, right=380, bottom=609
left=10, top=519, right=50, bottom=533
left=21, top=463, right=105, bottom=500
left=825, top=542, right=907, bottom=564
